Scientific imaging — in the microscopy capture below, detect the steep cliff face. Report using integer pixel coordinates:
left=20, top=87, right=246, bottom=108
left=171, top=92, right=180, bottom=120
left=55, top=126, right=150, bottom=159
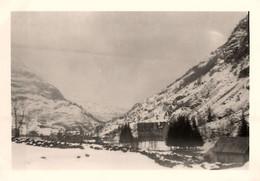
left=11, top=60, right=103, bottom=135
left=101, top=16, right=249, bottom=140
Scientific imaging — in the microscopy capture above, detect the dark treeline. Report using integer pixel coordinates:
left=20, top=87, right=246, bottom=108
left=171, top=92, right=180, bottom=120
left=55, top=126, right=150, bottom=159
left=49, top=132, right=84, bottom=145
left=119, top=124, right=134, bottom=143
left=237, top=110, right=249, bottom=137
left=166, top=115, right=204, bottom=148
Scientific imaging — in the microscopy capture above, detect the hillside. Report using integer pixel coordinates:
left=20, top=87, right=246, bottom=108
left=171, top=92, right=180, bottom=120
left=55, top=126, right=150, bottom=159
left=11, top=60, right=103, bottom=135
left=100, top=15, right=249, bottom=141
left=77, top=101, right=128, bottom=122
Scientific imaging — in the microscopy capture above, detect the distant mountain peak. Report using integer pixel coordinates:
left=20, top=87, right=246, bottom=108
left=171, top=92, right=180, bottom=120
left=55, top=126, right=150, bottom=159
left=77, top=100, right=128, bottom=122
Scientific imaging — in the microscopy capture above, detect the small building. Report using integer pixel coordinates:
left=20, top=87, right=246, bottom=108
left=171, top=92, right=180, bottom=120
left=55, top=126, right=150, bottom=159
left=38, top=127, right=52, bottom=136
left=210, top=137, right=249, bottom=163
left=137, top=122, right=169, bottom=141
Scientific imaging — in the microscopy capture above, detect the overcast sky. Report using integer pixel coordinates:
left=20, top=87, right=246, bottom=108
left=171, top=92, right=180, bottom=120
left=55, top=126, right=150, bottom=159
left=11, top=12, right=247, bottom=109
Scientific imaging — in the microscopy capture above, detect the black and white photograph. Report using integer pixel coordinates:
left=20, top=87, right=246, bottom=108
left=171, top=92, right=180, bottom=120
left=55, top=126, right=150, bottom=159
left=10, top=11, right=250, bottom=170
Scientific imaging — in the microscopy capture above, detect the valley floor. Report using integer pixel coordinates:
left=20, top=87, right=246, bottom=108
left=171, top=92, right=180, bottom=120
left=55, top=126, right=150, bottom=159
left=12, top=142, right=166, bottom=170
left=12, top=143, right=248, bottom=170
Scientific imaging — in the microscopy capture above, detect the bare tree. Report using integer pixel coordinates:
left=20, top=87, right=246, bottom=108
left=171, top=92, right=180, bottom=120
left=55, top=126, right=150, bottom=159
left=12, top=98, right=25, bottom=137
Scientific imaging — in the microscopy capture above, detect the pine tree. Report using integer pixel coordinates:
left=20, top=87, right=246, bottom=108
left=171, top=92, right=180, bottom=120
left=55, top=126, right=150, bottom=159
left=191, top=117, right=197, bottom=130
left=237, top=110, right=249, bottom=137
left=119, top=123, right=134, bottom=143
left=166, top=115, right=204, bottom=148
left=190, top=118, right=204, bottom=147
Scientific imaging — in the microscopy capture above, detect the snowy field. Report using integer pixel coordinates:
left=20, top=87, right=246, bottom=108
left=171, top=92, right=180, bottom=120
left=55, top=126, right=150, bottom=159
left=12, top=143, right=168, bottom=170
left=12, top=142, right=249, bottom=170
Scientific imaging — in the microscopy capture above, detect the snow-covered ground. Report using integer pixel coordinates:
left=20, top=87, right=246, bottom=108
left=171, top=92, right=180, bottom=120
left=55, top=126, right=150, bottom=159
left=12, top=143, right=168, bottom=170
left=12, top=142, right=248, bottom=170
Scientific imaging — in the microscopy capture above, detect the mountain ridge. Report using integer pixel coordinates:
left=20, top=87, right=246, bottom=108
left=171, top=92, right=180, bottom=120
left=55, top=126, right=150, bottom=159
left=100, top=15, right=249, bottom=140
left=11, top=60, right=103, bottom=135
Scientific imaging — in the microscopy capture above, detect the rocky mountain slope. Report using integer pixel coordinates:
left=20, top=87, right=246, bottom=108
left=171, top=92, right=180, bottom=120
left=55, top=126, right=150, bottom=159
left=100, top=15, right=249, bottom=141
left=11, top=60, right=103, bottom=135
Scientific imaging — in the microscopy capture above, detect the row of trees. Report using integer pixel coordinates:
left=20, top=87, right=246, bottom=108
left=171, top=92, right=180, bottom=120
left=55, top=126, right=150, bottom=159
left=119, top=109, right=249, bottom=147
left=203, top=109, right=249, bottom=138
left=119, top=117, right=204, bottom=147
left=49, top=132, right=84, bottom=145
left=166, top=115, right=204, bottom=147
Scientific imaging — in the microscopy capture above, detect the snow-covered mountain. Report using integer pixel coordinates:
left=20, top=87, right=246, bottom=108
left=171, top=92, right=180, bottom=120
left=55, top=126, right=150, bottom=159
left=100, top=15, right=249, bottom=140
left=77, top=101, right=128, bottom=122
left=11, top=60, right=103, bottom=135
